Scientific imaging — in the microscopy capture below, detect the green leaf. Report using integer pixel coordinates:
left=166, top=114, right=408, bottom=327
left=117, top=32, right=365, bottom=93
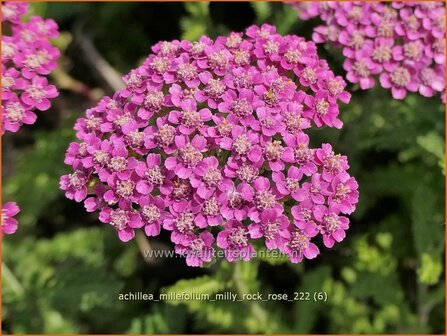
left=127, top=305, right=187, bottom=334
left=411, top=179, right=444, bottom=256
left=293, top=266, right=331, bottom=333
left=41, top=308, right=80, bottom=334
left=417, top=131, right=445, bottom=173
left=114, top=243, right=138, bottom=277
left=273, top=6, right=299, bottom=34
left=232, top=261, right=260, bottom=293
left=29, top=2, right=47, bottom=17
left=251, top=3, right=271, bottom=22
left=184, top=2, right=209, bottom=16
left=417, top=131, right=445, bottom=160
left=51, top=32, right=73, bottom=52
left=256, top=246, right=289, bottom=265
left=4, top=128, right=75, bottom=227
left=417, top=253, right=443, bottom=285
left=161, top=275, right=225, bottom=305
left=350, top=272, right=404, bottom=306
left=180, top=18, right=207, bottom=41
left=48, top=264, right=123, bottom=315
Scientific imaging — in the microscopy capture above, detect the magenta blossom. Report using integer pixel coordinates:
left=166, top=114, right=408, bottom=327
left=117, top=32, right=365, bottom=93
left=219, top=125, right=262, bottom=163
left=282, top=133, right=317, bottom=176
left=2, top=202, right=20, bottom=235
left=103, top=172, right=142, bottom=204
left=314, top=205, right=350, bottom=248
left=21, top=76, right=58, bottom=111
left=136, top=153, right=172, bottom=196
left=379, top=65, right=419, bottom=99
left=1, top=2, right=60, bottom=134
left=168, top=99, right=212, bottom=135
left=165, top=135, right=207, bottom=179
left=304, top=90, right=342, bottom=128
left=249, top=209, right=290, bottom=250
left=294, top=1, right=446, bottom=100
left=272, top=165, right=304, bottom=200
left=163, top=201, right=200, bottom=244
left=217, top=219, right=255, bottom=262
left=247, top=177, right=283, bottom=223
left=327, top=171, right=359, bottom=215
left=84, top=185, right=107, bottom=213
left=295, top=173, right=329, bottom=205
left=255, top=107, right=285, bottom=137
left=195, top=193, right=226, bottom=228
left=282, top=227, right=320, bottom=263
left=218, top=89, right=260, bottom=128
left=61, top=24, right=358, bottom=267
left=291, top=200, right=319, bottom=238
left=220, top=181, right=254, bottom=221
left=139, top=195, right=167, bottom=237
left=195, top=71, right=226, bottom=108
left=2, top=3, right=28, bottom=24
left=99, top=203, right=143, bottom=242
left=190, top=156, right=232, bottom=199
left=175, top=231, right=215, bottom=267
left=314, top=143, right=349, bottom=182
left=2, top=97, right=37, bottom=133
left=59, top=170, right=89, bottom=202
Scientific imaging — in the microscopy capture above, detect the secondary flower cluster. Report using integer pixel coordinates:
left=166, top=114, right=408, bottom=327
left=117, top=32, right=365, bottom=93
left=61, top=24, right=359, bottom=266
left=1, top=202, right=20, bottom=235
left=1, top=2, right=60, bottom=134
left=294, top=1, right=446, bottom=100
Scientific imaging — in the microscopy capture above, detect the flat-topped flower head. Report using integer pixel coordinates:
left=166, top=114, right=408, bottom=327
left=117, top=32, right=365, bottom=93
left=295, top=1, right=446, bottom=100
left=61, top=24, right=358, bottom=266
left=1, top=2, right=60, bottom=134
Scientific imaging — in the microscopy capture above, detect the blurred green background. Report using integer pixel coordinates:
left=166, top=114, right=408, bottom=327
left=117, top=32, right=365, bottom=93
left=2, top=2, right=445, bottom=334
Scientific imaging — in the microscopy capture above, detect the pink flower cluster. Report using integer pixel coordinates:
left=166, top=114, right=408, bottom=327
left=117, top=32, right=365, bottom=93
left=295, top=1, right=446, bottom=100
left=1, top=202, right=20, bottom=235
left=61, top=24, right=359, bottom=266
left=1, top=2, right=60, bottom=134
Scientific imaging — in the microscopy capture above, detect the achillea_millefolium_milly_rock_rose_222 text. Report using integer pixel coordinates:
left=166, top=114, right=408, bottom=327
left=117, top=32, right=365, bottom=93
left=1, top=2, right=60, bottom=235
left=60, top=24, right=359, bottom=267
left=294, top=1, right=446, bottom=101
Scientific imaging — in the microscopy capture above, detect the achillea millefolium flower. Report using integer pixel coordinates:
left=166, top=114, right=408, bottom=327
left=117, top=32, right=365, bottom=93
left=1, top=2, right=60, bottom=134
left=294, top=1, right=446, bottom=101
left=61, top=24, right=359, bottom=266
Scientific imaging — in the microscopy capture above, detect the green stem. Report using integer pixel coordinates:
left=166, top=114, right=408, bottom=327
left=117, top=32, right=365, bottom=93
left=233, top=262, right=269, bottom=331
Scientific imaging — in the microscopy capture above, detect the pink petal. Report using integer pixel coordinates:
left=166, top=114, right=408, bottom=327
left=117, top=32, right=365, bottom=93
left=118, top=229, right=135, bottom=242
